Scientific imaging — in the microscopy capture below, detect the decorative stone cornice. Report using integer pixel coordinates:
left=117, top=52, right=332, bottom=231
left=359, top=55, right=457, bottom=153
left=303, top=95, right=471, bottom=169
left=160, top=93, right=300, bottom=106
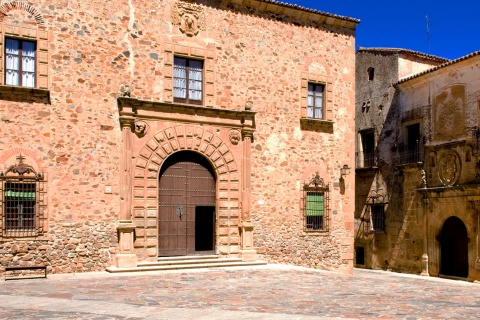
left=117, top=97, right=256, bottom=129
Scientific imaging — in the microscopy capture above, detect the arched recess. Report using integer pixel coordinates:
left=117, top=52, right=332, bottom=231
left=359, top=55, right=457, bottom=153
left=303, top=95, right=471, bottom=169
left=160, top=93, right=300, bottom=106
left=158, top=151, right=216, bottom=256
left=0, top=1, right=46, bottom=26
left=131, top=125, right=240, bottom=259
left=439, top=216, right=468, bottom=278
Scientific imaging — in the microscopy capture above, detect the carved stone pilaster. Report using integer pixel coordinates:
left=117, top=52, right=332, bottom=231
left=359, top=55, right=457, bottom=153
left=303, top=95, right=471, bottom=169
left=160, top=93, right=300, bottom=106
left=116, top=108, right=138, bottom=268
left=239, top=128, right=257, bottom=261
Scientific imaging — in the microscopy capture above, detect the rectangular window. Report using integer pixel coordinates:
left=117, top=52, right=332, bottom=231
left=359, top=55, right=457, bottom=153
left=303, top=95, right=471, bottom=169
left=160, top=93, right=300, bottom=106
left=370, top=204, right=385, bottom=233
left=4, top=182, right=36, bottom=230
left=361, top=130, right=375, bottom=167
left=402, top=123, right=421, bottom=164
left=5, top=38, right=36, bottom=88
left=306, top=192, right=324, bottom=230
left=307, top=83, right=324, bottom=119
left=173, top=57, right=203, bottom=105
left=303, top=173, right=330, bottom=232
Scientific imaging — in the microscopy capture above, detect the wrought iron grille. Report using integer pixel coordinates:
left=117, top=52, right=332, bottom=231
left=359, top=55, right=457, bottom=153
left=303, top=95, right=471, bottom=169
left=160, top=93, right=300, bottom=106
left=302, top=172, right=330, bottom=232
left=362, top=150, right=376, bottom=167
left=400, top=142, right=422, bottom=164
left=361, top=192, right=388, bottom=234
left=0, top=155, right=45, bottom=238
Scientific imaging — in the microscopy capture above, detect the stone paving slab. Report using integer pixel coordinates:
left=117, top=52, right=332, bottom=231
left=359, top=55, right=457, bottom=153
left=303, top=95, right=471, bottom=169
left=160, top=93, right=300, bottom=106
left=1, top=265, right=479, bottom=319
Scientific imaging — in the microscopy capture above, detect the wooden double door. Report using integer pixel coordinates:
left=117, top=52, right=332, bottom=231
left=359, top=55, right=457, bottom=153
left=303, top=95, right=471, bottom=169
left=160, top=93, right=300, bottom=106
left=158, top=151, right=216, bottom=256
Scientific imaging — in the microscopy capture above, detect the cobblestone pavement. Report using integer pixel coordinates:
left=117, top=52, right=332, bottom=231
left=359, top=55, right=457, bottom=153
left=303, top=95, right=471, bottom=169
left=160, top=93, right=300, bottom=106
left=1, top=264, right=480, bottom=319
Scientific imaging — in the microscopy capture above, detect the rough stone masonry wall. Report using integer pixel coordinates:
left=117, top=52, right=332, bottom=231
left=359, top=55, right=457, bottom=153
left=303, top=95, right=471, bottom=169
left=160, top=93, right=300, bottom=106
left=198, top=3, right=357, bottom=272
left=0, top=0, right=356, bottom=274
left=0, top=0, right=131, bottom=274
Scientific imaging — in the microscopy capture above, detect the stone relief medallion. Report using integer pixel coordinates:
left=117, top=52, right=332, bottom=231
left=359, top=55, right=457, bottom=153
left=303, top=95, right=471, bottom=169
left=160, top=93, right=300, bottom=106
left=229, top=130, right=241, bottom=145
left=172, top=1, right=206, bottom=37
left=438, top=151, right=461, bottom=186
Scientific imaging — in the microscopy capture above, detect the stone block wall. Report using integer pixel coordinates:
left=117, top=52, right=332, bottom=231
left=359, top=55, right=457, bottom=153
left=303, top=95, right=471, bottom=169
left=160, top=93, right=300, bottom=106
left=0, top=0, right=357, bottom=274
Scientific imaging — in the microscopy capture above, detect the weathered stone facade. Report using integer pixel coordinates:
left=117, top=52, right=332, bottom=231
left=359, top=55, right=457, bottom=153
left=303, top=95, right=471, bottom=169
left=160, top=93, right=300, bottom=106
left=0, top=0, right=357, bottom=275
left=355, top=48, right=480, bottom=281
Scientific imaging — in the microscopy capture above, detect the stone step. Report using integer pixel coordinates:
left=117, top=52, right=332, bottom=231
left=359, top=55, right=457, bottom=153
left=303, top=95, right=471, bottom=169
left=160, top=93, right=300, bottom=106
left=154, top=255, right=223, bottom=262
left=106, top=259, right=267, bottom=273
left=138, top=256, right=242, bottom=267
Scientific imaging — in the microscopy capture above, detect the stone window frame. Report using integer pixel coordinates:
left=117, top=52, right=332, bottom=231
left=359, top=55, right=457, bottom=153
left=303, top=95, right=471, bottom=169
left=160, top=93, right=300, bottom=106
left=164, top=43, right=215, bottom=107
left=302, top=172, right=330, bottom=233
left=0, top=3, right=50, bottom=91
left=0, top=156, right=47, bottom=240
left=300, top=73, right=334, bottom=131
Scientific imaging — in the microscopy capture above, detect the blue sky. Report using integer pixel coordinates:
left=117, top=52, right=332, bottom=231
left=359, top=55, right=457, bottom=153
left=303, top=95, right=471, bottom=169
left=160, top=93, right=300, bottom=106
left=288, top=1, right=479, bottom=60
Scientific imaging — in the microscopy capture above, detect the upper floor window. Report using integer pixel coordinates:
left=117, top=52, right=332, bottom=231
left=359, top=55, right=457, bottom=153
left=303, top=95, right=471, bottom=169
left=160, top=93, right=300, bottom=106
left=5, top=38, right=36, bottom=88
left=367, top=67, right=374, bottom=81
left=174, top=57, right=203, bottom=105
left=360, top=130, right=375, bottom=167
left=401, top=123, right=422, bottom=164
left=307, top=83, right=324, bottom=119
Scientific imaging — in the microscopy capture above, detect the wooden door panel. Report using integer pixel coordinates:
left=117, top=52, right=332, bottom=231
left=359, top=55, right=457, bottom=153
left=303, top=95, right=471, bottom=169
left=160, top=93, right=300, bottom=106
left=158, top=152, right=216, bottom=257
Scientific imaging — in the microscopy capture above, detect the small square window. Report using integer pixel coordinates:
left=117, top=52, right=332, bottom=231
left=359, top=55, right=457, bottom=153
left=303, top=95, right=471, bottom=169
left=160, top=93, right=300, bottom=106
left=307, top=83, right=324, bottom=119
left=5, top=38, right=36, bottom=88
left=173, top=57, right=203, bottom=105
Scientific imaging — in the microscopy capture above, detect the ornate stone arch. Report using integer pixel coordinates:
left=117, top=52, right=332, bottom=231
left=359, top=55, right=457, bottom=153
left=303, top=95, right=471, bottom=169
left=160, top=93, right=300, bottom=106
left=0, top=1, right=46, bottom=26
left=131, top=125, right=240, bottom=260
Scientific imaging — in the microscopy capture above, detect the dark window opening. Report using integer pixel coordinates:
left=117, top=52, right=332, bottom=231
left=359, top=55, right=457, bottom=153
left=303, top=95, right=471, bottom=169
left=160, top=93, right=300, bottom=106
left=402, top=123, right=422, bottom=164
left=367, top=67, right=375, bottom=81
left=361, top=130, right=375, bottom=167
left=371, top=204, right=386, bottom=233
left=173, top=57, right=203, bottom=105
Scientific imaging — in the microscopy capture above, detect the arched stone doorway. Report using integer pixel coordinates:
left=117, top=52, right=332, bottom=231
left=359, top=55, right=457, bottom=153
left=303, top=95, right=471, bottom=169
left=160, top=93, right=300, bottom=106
left=158, top=151, right=216, bottom=257
left=440, top=216, right=468, bottom=278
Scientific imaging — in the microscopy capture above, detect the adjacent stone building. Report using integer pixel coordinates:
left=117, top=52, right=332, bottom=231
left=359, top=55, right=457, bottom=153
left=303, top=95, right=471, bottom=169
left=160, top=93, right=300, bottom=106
left=355, top=47, right=480, bottom=281
left=0, top=0, right=358, bottom=275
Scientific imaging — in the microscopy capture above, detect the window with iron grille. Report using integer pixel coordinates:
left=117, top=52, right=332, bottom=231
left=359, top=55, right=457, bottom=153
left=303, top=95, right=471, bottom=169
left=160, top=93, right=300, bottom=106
left=307, top=83, right=325, bottom=119
left=5, top=38, right=36, bottom=88
left=303, top=172, right=330, bottom=232
left=173, top=57, right=203, bottom=105
left=370, top=204, right=385, bottom=233
left=0, top=155, right=45, bottom=237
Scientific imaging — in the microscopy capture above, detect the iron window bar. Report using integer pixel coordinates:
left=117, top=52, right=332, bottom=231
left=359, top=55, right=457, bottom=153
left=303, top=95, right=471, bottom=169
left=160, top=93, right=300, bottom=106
left=303, top=172, right=330, bottom=232
left=0, top=155, right=45, bottom=238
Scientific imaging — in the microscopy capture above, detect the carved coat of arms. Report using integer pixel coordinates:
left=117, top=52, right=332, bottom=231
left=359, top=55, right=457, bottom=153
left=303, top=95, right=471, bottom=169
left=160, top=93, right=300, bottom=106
left=438, top=151, right=461, bottom=186
left=172, top=1, right=206, bottom=37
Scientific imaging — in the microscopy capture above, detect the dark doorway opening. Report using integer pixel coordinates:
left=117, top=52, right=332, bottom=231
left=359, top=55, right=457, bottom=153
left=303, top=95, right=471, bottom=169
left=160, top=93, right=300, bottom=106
left=195, top=206, right=215, bottom=251
left=440, top=216, right=468, bottom=278
left=355, top=246, right=365, bottom=265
